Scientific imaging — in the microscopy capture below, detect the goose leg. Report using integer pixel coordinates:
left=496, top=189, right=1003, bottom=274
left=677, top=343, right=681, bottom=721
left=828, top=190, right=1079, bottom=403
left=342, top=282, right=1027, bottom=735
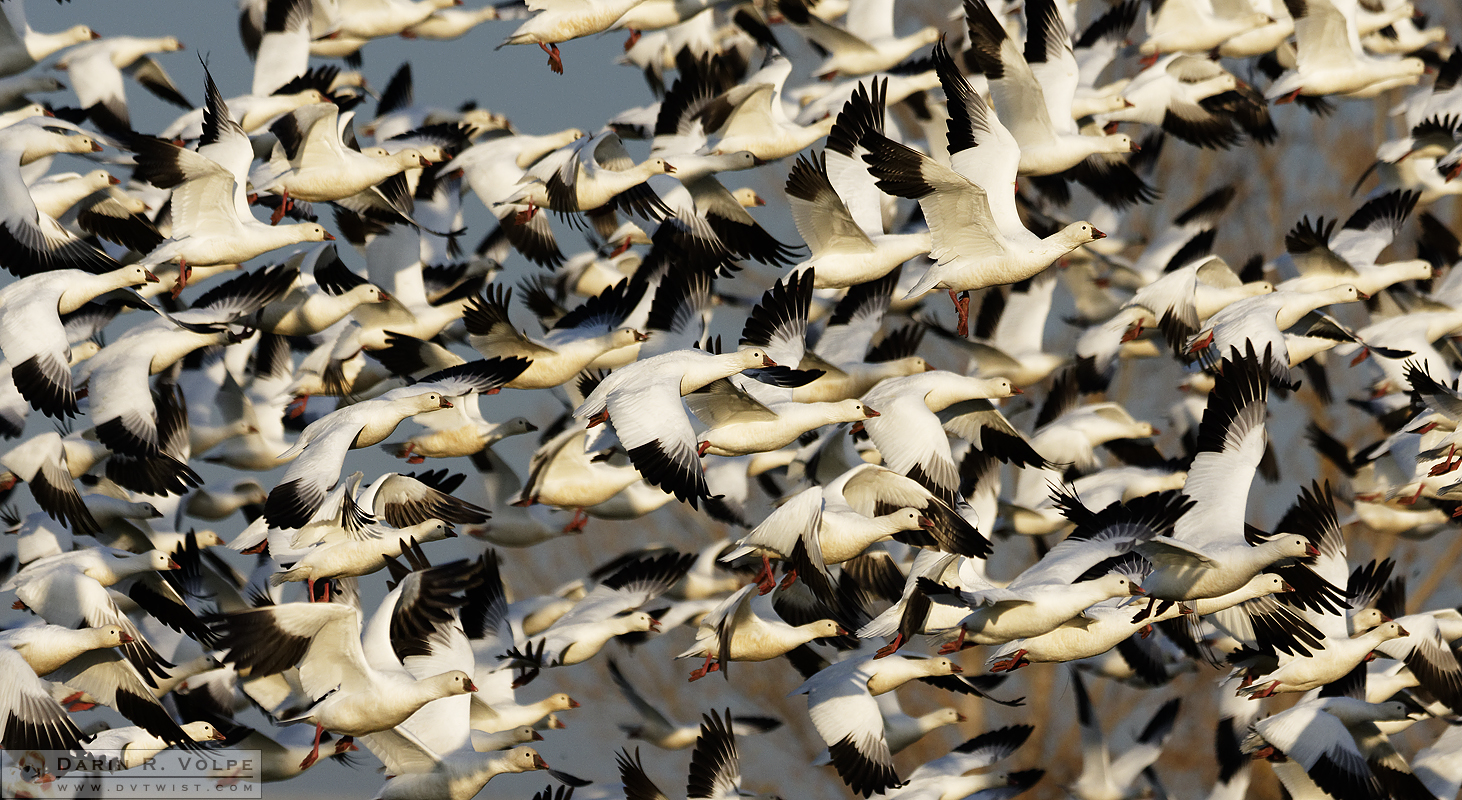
left=1428, top=445, right=1456, bottom=476
left=990, top=649, right=1027, bottom=672
left=623, top=29, right=640, bottom=51
left=949, top=289, right=971, bottom=337
left=287, top=395, right=309, bottom=419
left=875, top=633, right=904, bottom=659
left=778, top=568, right=798, bottom=590
left=937, top=627, right=967, bottom=655
left=688, top=654, right=719, bottom=681
left=752, top=554, right=776, bottom=595
left=561, top=509, right=588, bottom=533
left=270, top=189, right=290, bottom=225
left=540, top=43, right=563, bottom=75
left=299, top=724, right=324, bottom=770
left=170, top=261, right=191, bottom=299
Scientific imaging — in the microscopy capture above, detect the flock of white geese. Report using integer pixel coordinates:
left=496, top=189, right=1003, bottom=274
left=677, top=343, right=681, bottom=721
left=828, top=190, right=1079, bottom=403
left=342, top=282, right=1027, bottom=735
left=0, top=0, right=1458, bottom=798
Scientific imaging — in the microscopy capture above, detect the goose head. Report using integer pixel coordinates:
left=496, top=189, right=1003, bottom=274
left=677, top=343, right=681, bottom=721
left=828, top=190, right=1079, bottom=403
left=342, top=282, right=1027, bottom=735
left=800, top=619, right=845, bottom=639
left=1097, top=133, right=1135, bottom=155
left=390, top=147, right=431, bottom=168
left=1093, top=572, right=1145, bottom=599
left=1317, top=284, right=1363, bottom=307
left=1058, top=221, right=1107, bottom=248
left=495, top=417, right=539, bottom=438
left=609, top=327, right=649, bottom=347
left=287, top=222, right=335, bottom=244
left=1385, top=259, right=1433, bottom=283
left=292, top=90, right=331, bottom=107
left=500, top=746, right=550, bottom=774
left=96, top=549, right=180, bottom=581
left=881, top=356, right=932, bottom=379
left=732, top=186, right=765, bottom=206
left=923, top=707, right=965, bottom=727
left=829, top=399, right=878, bottom=423
left=642, top=157, right=676, bottom=176
left=181, top=721, right=227, bottom=742
left=107, top=264, right=160, bottom=289
left=544, top=692, right=580, bottom=712
left=1371, top=620, right=1410, bottom=642
left=86, top=625, right=131, bottom=648
left=1264, top=535, right=1318, bottom=560
left=915, top=656, right=962, bottom=678
left=392, top=388, right=455, bottom=414
left=1238, top=281, right=1274, bottom=299
left=191, top=530, right=226, bottom=548
left=880, top=507, right=932, bottom=533
left=72, top=168, right=115, bottom=193
left=733, top=347, right=777, bottom=370
left=620, top=610, right=660, bottom=634
left=348, top=282, right=391, bottom=305
left=158, top=36, right=185, bottom=52
left=1349, top=607, right=1387, bottom=634
left=912, top=26, right=941, bottom=45
left=1122, top=470, right=1187, bottom=500
left=717, top=151, right=762, bottom=174
left=58, top=26, right=103, bottom=48
left=403, top=519, right=456, bottom=541
left=429, top=669, right=478, bottom=697
left=866, top=655, right=961, bottom=693
left=68, top=340, right=101, bottom=365
left=1242, top=573, right=1292, bottom=600
left=57, top=132, right=103, bottom=157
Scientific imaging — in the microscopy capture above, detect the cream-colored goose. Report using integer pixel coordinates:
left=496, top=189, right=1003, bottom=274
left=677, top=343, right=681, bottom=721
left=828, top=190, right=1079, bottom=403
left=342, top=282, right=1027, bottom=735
left=688, top=378, right=879, bottom=457
left=77, top=721, right=226, bottom=770
left=965, top=0, right=1136, bottom=176
left=209, top=602, right=477, bottom=770
left=463, top=282, right=644, bottom=389
left=132, top=72, right=332, bottom=276
left=255, top=245, right=391, bottom=336
left=0, top=0, right=97, bottom=78
left=335, top=0, right=461, bottom=39
left=28, top=169, right=117, bottom=219
left=676, top=584, right=843, bottom=680
left=786, top=89, right=932, bottom=288
left=0, top=265, right=157, bottom=418
left=498, top=0, right=649, bottom=74
left=700, top=55, right=837, bottom=161
left=257, top=102, right=435, bottom=204
left=1265, top=0, right=1425, bottom=101
left=791, top=653, right=964, bottom=797
left=780, top=0, right=940, bottom=78
left=573, top=346, right=777, bottom=507
left=505, top=130, right=674, bottom=222
left=54, top=35, right=189, bottom=130
left=0, top=623, right=129, bottom=676
left=512, top=426, right=641, bottom=520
